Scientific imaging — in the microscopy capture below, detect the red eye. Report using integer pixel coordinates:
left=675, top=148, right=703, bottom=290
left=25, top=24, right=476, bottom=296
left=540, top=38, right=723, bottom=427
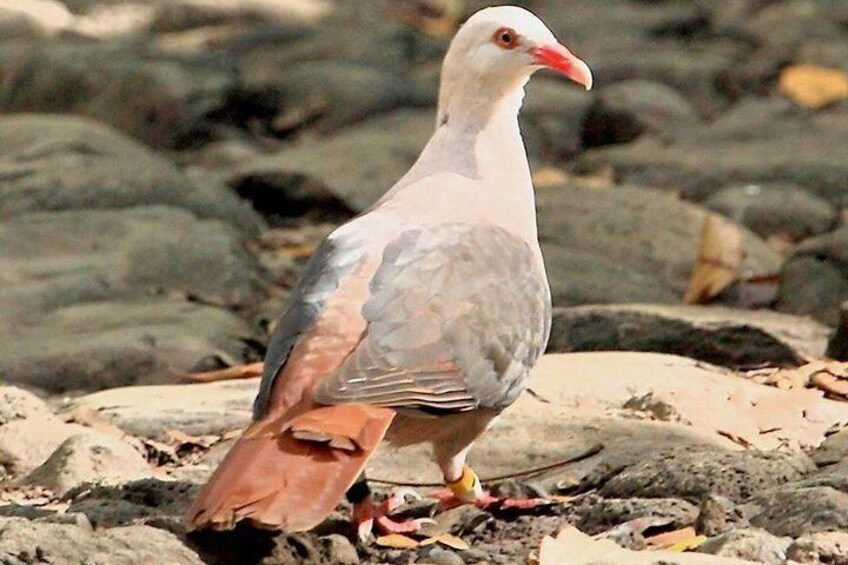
left=493, top=27, right=519, bottom=50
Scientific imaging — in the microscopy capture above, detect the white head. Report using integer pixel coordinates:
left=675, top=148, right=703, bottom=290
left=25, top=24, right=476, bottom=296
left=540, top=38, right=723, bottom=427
left=438, top=6, right=592, bottom=126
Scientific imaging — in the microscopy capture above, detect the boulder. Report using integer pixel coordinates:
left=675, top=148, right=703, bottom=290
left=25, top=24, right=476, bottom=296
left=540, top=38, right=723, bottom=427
left=0, top=418, right=89, bottom=477
left=535, top=184, right=781, bottom=306
left=787, top=531, right=848, bottom=564
left=0, top=114, right=264, bottom=234
left=0, top=517, right=203, bottom=564
left=697, top=528, right=791, bottom=564
left=24, top=433, right=154, bottom=496
left=548, top=303, right=830, bottom=368
left=747, top=485, right=848, bottom=537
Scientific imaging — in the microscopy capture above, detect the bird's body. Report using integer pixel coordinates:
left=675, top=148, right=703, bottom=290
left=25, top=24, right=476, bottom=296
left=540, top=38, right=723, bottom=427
left=186, top=5, right=592, bottom=534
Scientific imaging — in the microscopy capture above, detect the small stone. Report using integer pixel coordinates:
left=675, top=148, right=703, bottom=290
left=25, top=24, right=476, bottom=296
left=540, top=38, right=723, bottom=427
left=810, top=428, right=848, bottom=467
left=776, top=257, right=848, bottom=327
left=577, top=497, right=698, bottom=536
left=416, top=546, right=464, bottom=565
left=827, top=304, right=848, bottom=361
left=787, top=531, right=848, bottom=564
left=24, top=432, right=153, bottom=496
left=696, top=494, right=748, bottom=536
left=0, top=387, right=53, bottom=425
left=319, top=534, right=359, bottom=565
left=0, top=418, right=88, bottom=476
left=418, top=505, right=491, bottom=538
left=697, top=528, right=791, bottom=564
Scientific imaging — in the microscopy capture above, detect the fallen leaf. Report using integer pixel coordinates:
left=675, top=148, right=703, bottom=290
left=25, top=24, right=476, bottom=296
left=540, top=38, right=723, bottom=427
left=187, top=362, right=264, bottom=383
left=645, top=527, right=706, bottom=551
left=376, top=534, right=419, bottom=549
left=779, top=65, right=848, bottom=109
left=811, top=371, right=848, bottom=398
left=684, top=213, right=744, bottom=304
left=420, top=533, right=470, bottom=550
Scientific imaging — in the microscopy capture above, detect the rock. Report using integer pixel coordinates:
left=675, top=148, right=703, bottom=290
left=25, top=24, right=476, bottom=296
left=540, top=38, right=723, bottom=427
left=318, top=534, right=360, bottom=565
left=0, top=40, right=235, bottom=149
left=521, top=77, right=595, bottom=161
left=695, top=494, right=748, bottom=536
left=416, top=546, right=463, bottom=565
left=810, top=428, right=848, bottom=467
left=583, top=79, right=700, bottom=147
left=787, top=531, right=848, bottom=564
left=0, top=418, right=88, bottom=477
left=777, top=228, right=848, bottom=325
left=576, top=103, right=848, bottom=206
left=67, top=498, right=158, bottom=528
left=1, top=298, right=257, bottom=393
left=704, top=183, right=838, bottom=241
left=0, top=387, right=53, bottom=425
left=230, top=110, right=434, bottom=212
left=418, top=505, right=491, bottom=538
left=748, top=485, right=848, bottom=537
left=575, top=497, right=698, bottom=535
left=548, top=303, right=829, bottom=368
left=267, top=60, right=424, bottom=133
left=0, top=517, right=203, bottom=564
left=0, top=114, right=264, bottom=234
left=67, top=380, right=256, bottom=440
left=536, top=184, right=780, bottom=307
left=827, top=304, right=848, bottom=360
left=599, top=448, right=815, bottom=503
left=697, top=528, right=792, bottom=565
left=24, top=433, right=153, bottom=496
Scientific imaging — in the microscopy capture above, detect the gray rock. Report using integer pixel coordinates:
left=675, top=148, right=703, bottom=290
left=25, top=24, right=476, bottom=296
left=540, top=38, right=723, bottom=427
left=0, top=418, right=88, bottom=477
left=536, top=184, right=781, bottom=306
left=575, top=497, right=698, bottom=535
left=0, top=387, right=53, bottom=425
left=1, top=298, right=256, bottom=392
left=0, top=114, right=264, bottom=234
left=67, top=498, right=158, bottom=528
left=705, top=183, right=838, bottom=241
left=827, top=303, right=848, bottom=360
left=268, top=60, right=424, bottom=133
left=24, top=433, right=153, bottom=496
left=67, top=379, right=255, bottom=440
left=416, top=546, right=464, bottom=565
left=787, top=531, right=848, bottom=564
left=599, top=447, right=815, bottom=503
left=317, top=534, right=360, bottom=565
left=810, top=428, right=848, bottom=467
left=0, top=517, right=203, bottom=564
left=583, top=79, right=700, bottom=146
left=695, top=494, right=748, bottom=536
left=0, top=40, right=234, bottom=149
left=697, top=528, right=791, bottom=565
left=777, top=228, right=848, bottom=326
left=576, top=103, right=848, bottom=205
left=230, top=110, right=434, bottom=212
left=521, top=77, right=595, bottom=161
left=548, top=303, right=829, bottom=368
left=748, top=485, right=848, bottom=537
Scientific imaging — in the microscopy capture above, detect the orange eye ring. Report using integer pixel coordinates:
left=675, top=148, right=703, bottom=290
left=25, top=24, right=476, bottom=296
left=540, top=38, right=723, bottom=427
left=493, top=27, right=519, bottom=50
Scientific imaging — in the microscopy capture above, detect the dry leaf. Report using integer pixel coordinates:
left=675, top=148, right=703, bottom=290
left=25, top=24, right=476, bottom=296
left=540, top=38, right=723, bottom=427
left=645, top=527, right=706, bottom=551
left=420, top=533, right=470, bottom=550
left=532, top=167, right=569, bottom=188
left=684, top=213, right=744, bottom=304
left=779, top=65, right=848, bottom=109
left=187, top=362, right=264, bottom=383
left=376, top=534, right=419, bottom=549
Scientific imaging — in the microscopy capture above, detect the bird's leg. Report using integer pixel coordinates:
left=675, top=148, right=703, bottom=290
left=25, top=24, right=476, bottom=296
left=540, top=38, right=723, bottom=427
left=347, top=473, right=433, bottom=541
left=432, top=459, right=549, bottom=511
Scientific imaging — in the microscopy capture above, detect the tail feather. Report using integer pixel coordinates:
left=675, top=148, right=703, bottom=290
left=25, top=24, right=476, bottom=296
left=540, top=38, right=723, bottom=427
left=185, top=404, right=395, bottom=532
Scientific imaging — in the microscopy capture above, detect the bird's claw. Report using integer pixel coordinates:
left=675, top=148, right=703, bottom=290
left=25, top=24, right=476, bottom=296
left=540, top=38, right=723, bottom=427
left=430, top=489, right=551, bottom=512
left=353, top=489, right=433, bottom=542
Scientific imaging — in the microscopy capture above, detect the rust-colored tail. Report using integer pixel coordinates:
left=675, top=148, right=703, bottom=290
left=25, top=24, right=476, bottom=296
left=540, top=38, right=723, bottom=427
left=185, top=404, right=395, bottom=532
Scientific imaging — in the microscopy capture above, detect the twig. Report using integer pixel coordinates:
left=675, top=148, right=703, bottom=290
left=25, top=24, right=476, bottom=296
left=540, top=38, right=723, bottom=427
left=185, top=362, right=264, bottom=383
left=369, top=442, right=604, bottom=487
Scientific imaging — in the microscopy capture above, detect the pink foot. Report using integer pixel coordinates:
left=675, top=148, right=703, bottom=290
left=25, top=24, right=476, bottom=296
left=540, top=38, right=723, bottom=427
left=430, top=489, right=550, bottom=512
left=353, top=488, right=435, bottom=541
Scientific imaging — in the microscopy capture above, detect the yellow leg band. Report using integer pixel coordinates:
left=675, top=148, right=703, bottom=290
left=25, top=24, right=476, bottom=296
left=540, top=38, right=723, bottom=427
left=446, top=465, right=483, bottom=502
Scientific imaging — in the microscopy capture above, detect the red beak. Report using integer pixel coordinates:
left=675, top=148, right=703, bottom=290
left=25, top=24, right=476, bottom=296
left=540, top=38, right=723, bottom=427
left=531, top=44, right=593, bottom=90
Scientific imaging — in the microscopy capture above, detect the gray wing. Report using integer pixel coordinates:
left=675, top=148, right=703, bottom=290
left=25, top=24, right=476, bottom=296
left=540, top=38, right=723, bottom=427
left=312, top=224, right=551, bottom=413
left=253, top=235, right=365, bottom=419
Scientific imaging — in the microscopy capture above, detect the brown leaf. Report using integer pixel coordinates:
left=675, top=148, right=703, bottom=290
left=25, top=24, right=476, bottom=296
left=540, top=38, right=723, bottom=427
left=779, top=65, right=848, bottom=109
left=645, top=526, right=697, bottom=549
left=684, top=213, right=744, bottom=304
left=186, top=362, right=264, bottom=383
left=810, top=371, right=848, bottom=399
left=376, top=534, right=419, bottom=549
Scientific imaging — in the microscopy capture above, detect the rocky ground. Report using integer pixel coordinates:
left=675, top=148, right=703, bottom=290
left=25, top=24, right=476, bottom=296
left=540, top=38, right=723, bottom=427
left=0, top=0, right=847, bottom=563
